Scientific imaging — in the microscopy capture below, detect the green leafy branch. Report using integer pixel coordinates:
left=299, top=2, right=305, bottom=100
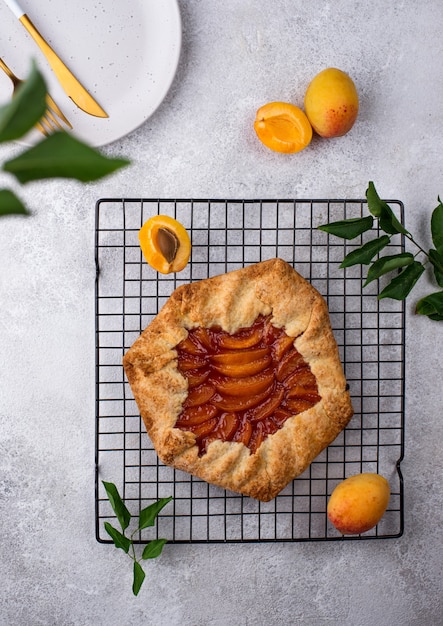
left=0, top=62, right=130, bottom=217
left=102, top=481, right=172, bottom=596
left=318, top=181, right=443, bottom=321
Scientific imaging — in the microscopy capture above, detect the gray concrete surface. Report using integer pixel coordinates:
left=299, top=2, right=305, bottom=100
left=1, top=1, right=442, bottom=624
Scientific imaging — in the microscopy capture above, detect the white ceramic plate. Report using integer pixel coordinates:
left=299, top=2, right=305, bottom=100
left=0, top=0, right=181, bottom=146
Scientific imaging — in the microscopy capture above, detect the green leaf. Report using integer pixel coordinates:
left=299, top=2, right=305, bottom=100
left=340, top=235, right=390, bottom=268
left=138, top=496, right=173, bottom=531
left=364, top=252, right=414, bottom=286
left=416, top=291, right=443, bottom=320
left=0, top=189, right=30, bottom=217
left=104, top=522, right=132, bottom=553
left=431, top=199, right=443, bottom=253
left=142, top=538, right=168, bottom=560
left=378, top=260, right=425, bottom=300
left=318, top=215, right=374, bottom=240
left=366, top=181, right=409, bottom=236
left=429, top=248, right=443, bottom=288
left=102, top=481, right=131, bottom=531
left=425, top=312, right=443, bottom=321
left=3, top=132, right=130, bottom=184
left=0, top=62, right=47, bottom=143
left=132, top=561, right=146, bottom=596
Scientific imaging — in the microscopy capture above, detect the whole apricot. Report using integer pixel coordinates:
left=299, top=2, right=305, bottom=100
left=327, top=473, right=390, bottom=535
left=304, top=68, right=359, bottom=138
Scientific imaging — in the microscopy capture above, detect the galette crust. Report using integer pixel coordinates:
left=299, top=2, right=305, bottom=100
left=123, top=258, right=353, bottom=501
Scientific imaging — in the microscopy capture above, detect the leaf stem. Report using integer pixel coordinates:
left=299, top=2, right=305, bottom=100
left=130, top=539, right=137, bottom=563
left=404, top=231, right=429, bottom=258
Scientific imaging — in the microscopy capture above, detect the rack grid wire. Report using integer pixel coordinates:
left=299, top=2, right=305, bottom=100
left=95, top=198, right=405, bottom=544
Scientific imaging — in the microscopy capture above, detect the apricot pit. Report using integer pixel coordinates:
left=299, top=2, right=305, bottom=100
left=138, top=215, right=191, bottom=274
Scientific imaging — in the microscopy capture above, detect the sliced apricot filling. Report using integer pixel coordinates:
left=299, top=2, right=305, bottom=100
left=139, top=215, right=191, bottom=274
left=175, top=315, right=321, bottom=455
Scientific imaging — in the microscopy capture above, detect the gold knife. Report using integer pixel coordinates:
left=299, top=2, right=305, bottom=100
left=3, top=0, right=108, bottom=118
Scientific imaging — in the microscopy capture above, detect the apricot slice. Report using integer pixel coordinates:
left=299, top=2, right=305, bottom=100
left=272, top=408, right=293, bottom=427
left=214, top=412, right=239, bottom=441
left=248, top=422, right=265, bottom=454
left=191, top=327, right=213, bottom=350
left=217, top=327, right=262, bottom=350
left=247, top=385, right=285, bottom=422
left=254, top=102, right=313, bottom=153
left=288, top=367, right=317, bottom=389
left=214, top=370, right=274, bottom=397
left=276, top=349, right=306, bottom=382
left=212, top=355, right=272, bottom=378
left=210, top=347, right=270, bottom=366
left=184, top=368, right=210, bottom=388
left=286, top=386, right=321, bottom=402
left=177, top=404, right=217, bottom=426
left=179, top=336, right=206, bottom=356
left=272, top=334, right=295, bottom=360
left=185, top=417, right=219, bottom=438
left=285, top=398, right=315, bottom=414
left=175, top=404, right=218, bottom=427
left=212, top=382, right=274, bottom=412
left=259, top=416, right=279, bottom=436
left=199, top=413, right=239, bottom=454
left=184, top=384, right=216, bottom=407
left=232, top=419, right=253, bottom=446
left=139, top=215, right=191, bottom=274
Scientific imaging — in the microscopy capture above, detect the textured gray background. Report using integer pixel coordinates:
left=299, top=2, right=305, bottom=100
left=1, top=1, right=443, bottom=625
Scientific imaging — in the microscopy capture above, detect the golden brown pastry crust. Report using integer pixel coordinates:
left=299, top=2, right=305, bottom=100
left=123, top=258, right=353, bottom=501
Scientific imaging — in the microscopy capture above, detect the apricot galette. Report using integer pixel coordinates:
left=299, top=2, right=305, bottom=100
left=123, top=258, right=353, bottom=501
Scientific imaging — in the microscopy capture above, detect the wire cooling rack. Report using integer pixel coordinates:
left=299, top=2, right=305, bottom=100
left=95, top=198, right=405, bottom=544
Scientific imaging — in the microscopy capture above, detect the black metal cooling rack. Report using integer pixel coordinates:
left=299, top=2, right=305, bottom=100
left=95, top=198, right=405, bottom=544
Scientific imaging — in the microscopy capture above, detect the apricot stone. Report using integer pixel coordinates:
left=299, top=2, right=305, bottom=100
left=304, top=68, right=359, bottom=138
left=138, top=215, right=191, bottom=274
left=327, top=473, right=390, bottom=535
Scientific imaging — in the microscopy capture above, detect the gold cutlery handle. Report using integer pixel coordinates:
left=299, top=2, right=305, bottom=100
left=0, top=57, right=16, bottom=84
left=20, top=15, right=70, bottom=83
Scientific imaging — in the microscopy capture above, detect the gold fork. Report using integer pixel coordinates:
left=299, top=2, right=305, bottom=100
left=0, top=57, right=72, bottom=135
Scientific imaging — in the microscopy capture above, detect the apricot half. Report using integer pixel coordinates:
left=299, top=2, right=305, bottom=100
left=304, top=68, right=359, bottom=138
left=254, top=102, right=312, bottom=153
left=139, top=215, right=191, bottom=274
left=327, top=473, right=390, bottom=535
